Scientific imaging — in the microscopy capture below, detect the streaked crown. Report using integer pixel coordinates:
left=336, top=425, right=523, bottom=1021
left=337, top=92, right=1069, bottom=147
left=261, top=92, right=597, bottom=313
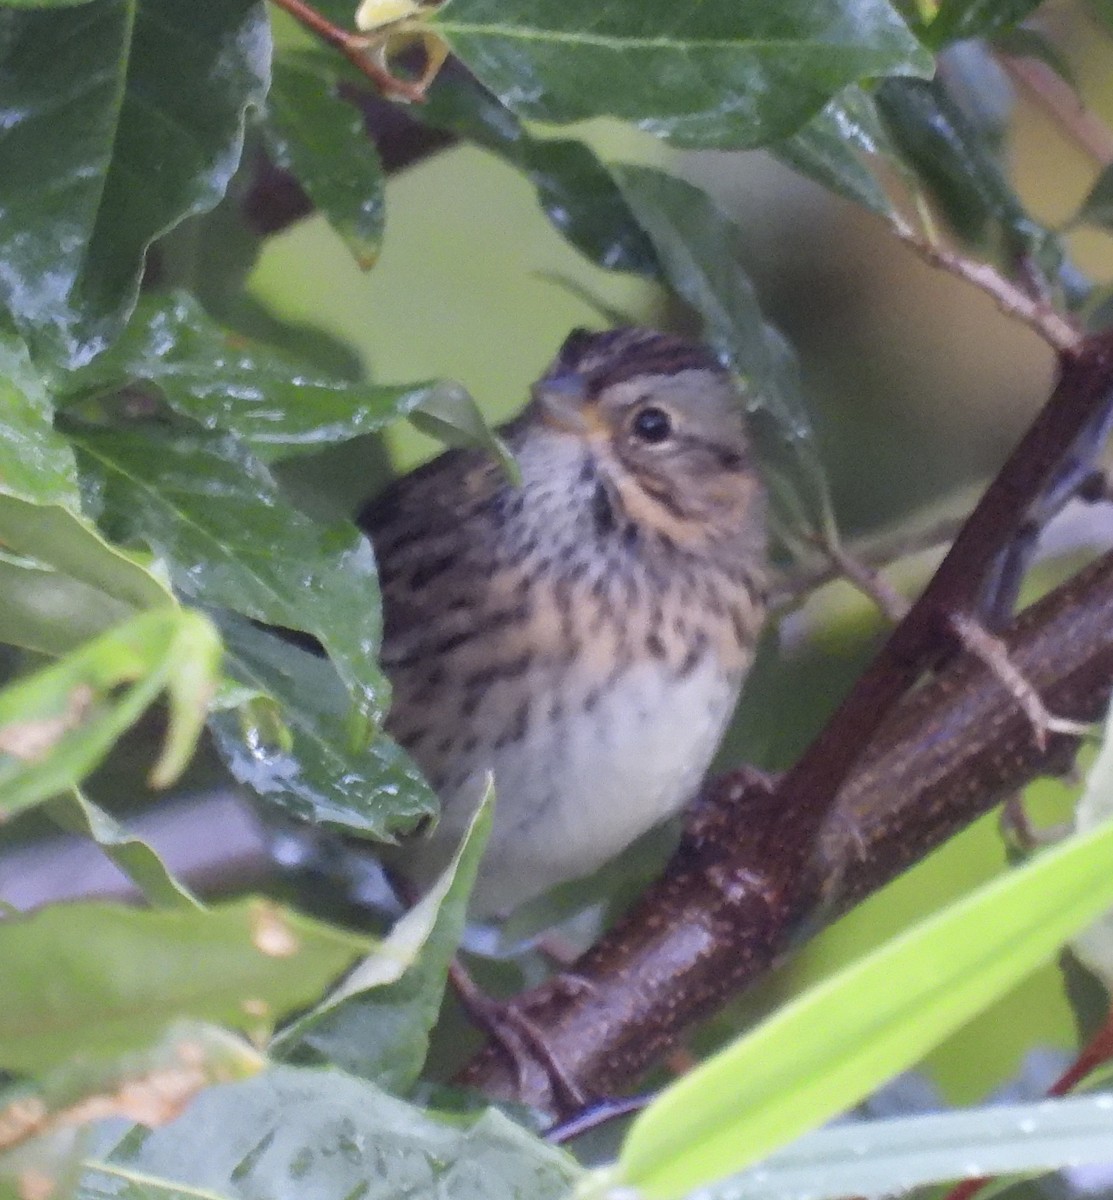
left=540, top=326, right=728, bottom=397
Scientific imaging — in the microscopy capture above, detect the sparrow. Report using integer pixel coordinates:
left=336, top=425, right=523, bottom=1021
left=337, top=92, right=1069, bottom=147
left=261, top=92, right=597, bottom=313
left=359, top=327, right=767, bottom=918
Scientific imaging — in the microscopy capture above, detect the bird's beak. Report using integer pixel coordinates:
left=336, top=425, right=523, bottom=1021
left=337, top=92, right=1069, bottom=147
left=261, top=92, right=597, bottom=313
left=532, top=373, right=590, bottom=434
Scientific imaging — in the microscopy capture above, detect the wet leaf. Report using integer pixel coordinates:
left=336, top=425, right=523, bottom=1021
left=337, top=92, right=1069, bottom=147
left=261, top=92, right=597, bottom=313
left=0, top=0, right=269, bottom=367
left=0, top=608, right=220, bottom=817
left=0, top=900, right=367, bottom=1075
left=771, top=88, right=900, bottom=219
left=79, top=1065, right=580, bottom=1200
left=276, top=782, right=493, bottom=1089
left=408, top=382, right=519, bottom=483
left=667, top=1094, right=1113, bottom=1200
left=60, top=293, right=438, bottom=462
left=430, top=0, right=932, bottom=149
left=263, top=55, right=385, bottom=270
left=0, top=327, right=79, bottom=508
left=877, top=75, right=1057, bottom=271
left=418, top=66, right=659, bottom=276
left=43, top=789, right=200, bottom=910
left=0, top=1024, right=262, bottom=1154
left=209, top=616, right=436, bottom=842
left=70, top=423, right=387, bottom=722
left=0, top=494, right=174, bottom=656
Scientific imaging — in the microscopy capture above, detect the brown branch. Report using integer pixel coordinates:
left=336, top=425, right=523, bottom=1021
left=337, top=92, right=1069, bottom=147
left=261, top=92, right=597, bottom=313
left=890, top=216, right=1080, bottom=353
left=998, top=53, right=1113, bottom=168
left=461, top=546, right=1113, bottom=1110
left=777, top=332, right=1111, bottom=798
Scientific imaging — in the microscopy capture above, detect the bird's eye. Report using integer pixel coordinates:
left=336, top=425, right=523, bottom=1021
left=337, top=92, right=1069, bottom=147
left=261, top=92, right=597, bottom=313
left=631, top=405, right=673, bottom=444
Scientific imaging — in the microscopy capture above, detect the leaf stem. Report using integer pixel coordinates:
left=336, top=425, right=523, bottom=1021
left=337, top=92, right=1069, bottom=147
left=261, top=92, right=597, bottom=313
left=891, top=215, right=1081, bottom=353
left=810, top=538, right=910, bottom=623
left=769, top=515, right=964, bottom=609
left=266, top=0, right=428, bottom=102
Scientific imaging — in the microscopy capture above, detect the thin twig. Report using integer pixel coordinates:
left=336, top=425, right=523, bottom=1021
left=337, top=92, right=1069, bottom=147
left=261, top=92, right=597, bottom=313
left=267, top=0, right=428, bottom=102
left=768, top=514, right=965, bottom=610
left=814, top=541, right=910, bottom=623
left=998, top=53, right=1113, bottom=167
left=891, top=216, right=1081, bottom=353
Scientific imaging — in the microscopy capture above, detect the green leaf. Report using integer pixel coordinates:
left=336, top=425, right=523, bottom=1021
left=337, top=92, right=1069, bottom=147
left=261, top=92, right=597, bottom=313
left=0, top=0, right=269, bottom=366
left=0, top=900, right=367, bottom=1075
left=43, top=788, right=200, bottom=910
left=0, top=495, right=174, bottom=612
left=209, top=616, right=436, bottom=841
left=0, top=494, right=175, bottom=654
left=0, top=555, right=137, bottom=656
left=927, top=0, right=1043, bottom=47
left=0, top=1023, right=262, bottom=1155
left=417, top=66, right=659, bottom=276
left=876, top=75, right=1055, bottom=268
left=408, top=381, right=520, bottom=483
left=608, top=168, right=791, bottom=407
left=610, top=164, right=835, bottom=550
left=275, top=781, right=494, bottom=1089
left=613, top=804, right=1113, bottom=1199
left=263, top=55, right=385, bottom=271
left=0, top=326, right=79, bottom=507
left=771, top=86, right=910, bottom=219
left=0, top=1025, right=260, bottom=1200
left=70, top=422, right=387, bottom=722
left=0, top=608, right=220, bottom=817
left=79, top=1065, right=580, bottom=1200
left=60, top=293, right=438, bottom=462
left=428, top=0, right=932, bottom=149
left=670, top=1094, right=1113, bottom=1200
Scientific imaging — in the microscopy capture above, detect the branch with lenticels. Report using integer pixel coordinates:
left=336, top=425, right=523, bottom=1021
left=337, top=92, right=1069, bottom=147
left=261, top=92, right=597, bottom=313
left=459, top=331, right=1113, bottom=1114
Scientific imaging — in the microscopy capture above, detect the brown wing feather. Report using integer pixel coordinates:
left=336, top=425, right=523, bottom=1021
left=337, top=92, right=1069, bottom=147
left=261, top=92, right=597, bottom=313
left=356, top=447, right=528, bottom=786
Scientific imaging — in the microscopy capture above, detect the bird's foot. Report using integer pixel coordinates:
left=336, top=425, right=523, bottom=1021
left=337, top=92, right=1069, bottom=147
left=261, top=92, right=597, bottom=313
left=948, top=612, right=1092, bottom=750
left=448, top=958, right=589, bottom=1111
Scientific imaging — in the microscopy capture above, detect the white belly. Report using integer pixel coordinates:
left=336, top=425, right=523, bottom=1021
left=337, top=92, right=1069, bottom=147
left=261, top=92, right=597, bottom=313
left=403, top=656, right=739, bottom=917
